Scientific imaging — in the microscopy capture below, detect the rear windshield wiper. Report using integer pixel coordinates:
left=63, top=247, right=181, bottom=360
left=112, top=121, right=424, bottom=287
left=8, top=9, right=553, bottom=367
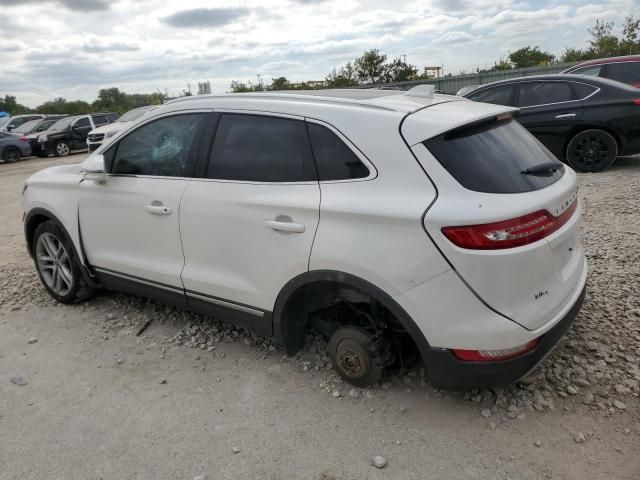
left=521, top=162, right=564, bottom=176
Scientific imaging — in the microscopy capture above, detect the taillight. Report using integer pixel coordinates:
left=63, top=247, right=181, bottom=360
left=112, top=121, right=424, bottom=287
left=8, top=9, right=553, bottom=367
left=633, top=98, right=640, bottom=105
left=442, top=199, right=577, bottom=250
left=452, top=338, right=539, bottom=361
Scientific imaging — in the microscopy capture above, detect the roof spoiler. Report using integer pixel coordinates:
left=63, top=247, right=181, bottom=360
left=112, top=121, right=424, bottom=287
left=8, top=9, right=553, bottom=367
left=404, top=85, right=435, bottom=99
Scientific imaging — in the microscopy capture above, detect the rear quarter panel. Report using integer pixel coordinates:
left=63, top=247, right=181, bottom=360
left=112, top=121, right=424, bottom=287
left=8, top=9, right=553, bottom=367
left=309, top=110, right=451, bottom=296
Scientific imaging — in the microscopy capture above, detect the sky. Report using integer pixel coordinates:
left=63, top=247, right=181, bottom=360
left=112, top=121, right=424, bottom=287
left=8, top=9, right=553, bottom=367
left=0, top=0, right=637, bottom=108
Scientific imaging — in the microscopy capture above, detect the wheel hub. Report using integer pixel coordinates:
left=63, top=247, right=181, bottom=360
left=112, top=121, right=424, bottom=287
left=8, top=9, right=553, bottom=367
left=338, top=348, right=364, bottom=377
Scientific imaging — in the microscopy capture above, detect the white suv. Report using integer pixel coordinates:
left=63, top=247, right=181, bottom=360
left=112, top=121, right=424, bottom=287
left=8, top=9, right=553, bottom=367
left=22, top=88, right=587, bottom=389
left=86, top=105, right=155, bottom=152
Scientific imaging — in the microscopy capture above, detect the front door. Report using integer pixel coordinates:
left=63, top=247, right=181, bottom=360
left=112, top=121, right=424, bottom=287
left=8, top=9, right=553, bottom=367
left=70, top=117, right=94, bottom=150
left=179, top=112, right=320, bottom=335
left=79, top=112, right=207, bottom=301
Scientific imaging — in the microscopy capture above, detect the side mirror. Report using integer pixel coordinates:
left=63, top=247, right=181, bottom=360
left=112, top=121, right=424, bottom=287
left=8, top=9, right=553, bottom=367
left=6, top=125, right=13, bottom=132
left=81, top=154, right=107, bottom=183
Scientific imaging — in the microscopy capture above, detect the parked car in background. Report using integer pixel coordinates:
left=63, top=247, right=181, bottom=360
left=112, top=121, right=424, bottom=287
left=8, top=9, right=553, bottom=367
left=562, top=55, right=640, bottom=87
left=22, top=88, right=586, bottom=389
left=0, top=131, right=31, bottom=162
left=463, top=74, right=640, bottom=172
left=11, top=118, right=61, bottom=136
left=34, top=113, right=119, bottom=157
left=0, top=114, right=47, bottom=132
left=87, top=105, right=155, bottom=151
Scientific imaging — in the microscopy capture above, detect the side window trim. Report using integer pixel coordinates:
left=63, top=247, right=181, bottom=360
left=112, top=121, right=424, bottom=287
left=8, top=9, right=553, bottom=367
left=104, top=110, right=210, bottom=179
left=196, top=110, right=318, bottom=185
left=303, top=117, right=378, bottom=183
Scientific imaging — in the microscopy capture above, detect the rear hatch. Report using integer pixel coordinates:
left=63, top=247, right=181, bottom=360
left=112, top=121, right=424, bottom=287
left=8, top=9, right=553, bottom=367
left=404, top=104, right=585, bottom=331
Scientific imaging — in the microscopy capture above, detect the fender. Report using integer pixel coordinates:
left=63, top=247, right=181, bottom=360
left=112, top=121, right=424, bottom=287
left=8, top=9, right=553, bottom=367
left=272, top=269, right=431, bottom=360
left=24, top=207, right=100, bottom=288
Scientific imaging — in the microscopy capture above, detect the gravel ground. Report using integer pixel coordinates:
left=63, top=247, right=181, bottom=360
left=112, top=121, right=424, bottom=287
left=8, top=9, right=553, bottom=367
left=0, top=153, right=639, bottom=479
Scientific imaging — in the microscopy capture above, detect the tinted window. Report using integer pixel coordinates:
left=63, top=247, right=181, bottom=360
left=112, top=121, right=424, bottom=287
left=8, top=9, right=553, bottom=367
left=518, top=82, right=577, bottom=107
left=207, top=114, right=316, bottom=182
left=572, top=65, right=601, bottom=76
left=93, top=115, right=109, bottom=126
left=13, top=120, right=40, bottom=134
left=571, top=82, right=598, bottom=99
left=605, top=62, right=640, bottom=84
left=36, top=120, right=56, bottom=132
left=423, top=118, right=564, bottom=194
left=111, top=114, right=202, bottom=177
left=74, top=117, right=91, bottom=128
left=307, top=123, right=369, bottom=181
left=469, top=85, right=514, bottom=106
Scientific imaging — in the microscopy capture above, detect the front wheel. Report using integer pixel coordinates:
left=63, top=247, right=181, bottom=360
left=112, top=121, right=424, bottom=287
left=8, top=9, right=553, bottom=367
left=32, top=221, right=94, bottom=303
left=566, top=129, right=617, bottom=173
left=54, top=141, right=70, bottom=157
left=328, top=326, right=383, bottom=387
left=2, top=146, right=20, bottom=163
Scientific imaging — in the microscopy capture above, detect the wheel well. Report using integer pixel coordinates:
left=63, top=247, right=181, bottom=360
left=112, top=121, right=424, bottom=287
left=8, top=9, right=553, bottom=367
left=563, top=125, right=622, bottom=158
left=273, top=271, right=430, bottom=361
left=24, top=211, right=54, bottom=256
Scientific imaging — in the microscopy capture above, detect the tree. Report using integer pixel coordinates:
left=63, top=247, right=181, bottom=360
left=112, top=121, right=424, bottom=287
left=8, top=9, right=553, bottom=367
left=354, top=49, right=387, bottom=84
left=325, top=62, right=359, bottom=88
left=93, top=87, right=128, bottom=112
left=270, top=76, right=291, bottom=91
left=560, top=48, right=594, bottom=63
left=508, top=46, right=555, bottom=69
left=588, top=19, right=621, bottom=56
left=489, top=58, right=513, bottom=71
left=621, top=15, right=640, bottom=54
left=383, top=58, right=418, bottom=82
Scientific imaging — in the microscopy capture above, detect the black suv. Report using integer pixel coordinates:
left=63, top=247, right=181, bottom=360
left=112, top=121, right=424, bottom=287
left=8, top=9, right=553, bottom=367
left=33, top=113, right=119, bottom=157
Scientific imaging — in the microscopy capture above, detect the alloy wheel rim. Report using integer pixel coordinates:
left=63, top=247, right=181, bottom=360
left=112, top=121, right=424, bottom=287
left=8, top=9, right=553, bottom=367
left=36, top=232, right=73, bottom=296
left=56, top=143, right=70, bottom=155
left=571, top=135, right=610, bottom=168
left=7, top=149, right=18, bottom=161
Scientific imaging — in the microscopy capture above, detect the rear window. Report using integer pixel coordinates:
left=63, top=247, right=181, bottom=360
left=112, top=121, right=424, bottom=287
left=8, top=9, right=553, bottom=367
left=604, top=62, right=640, bottom=85
left=423, top=118, right=564, bottom=194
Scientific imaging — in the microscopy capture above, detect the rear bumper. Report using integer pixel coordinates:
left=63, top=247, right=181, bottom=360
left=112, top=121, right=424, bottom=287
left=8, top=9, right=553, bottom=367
left=424, top=285, right=586, bottom=390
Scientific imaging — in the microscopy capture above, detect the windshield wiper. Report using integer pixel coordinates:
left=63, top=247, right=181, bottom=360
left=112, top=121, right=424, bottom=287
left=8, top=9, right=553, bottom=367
left=521, top=162, right=563, bottom=176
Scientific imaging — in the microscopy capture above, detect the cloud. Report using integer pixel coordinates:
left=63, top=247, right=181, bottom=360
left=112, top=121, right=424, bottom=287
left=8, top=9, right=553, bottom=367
left=0, top=0, right=110, bottom=11
left=81, top=41, right=139, bottom=53
left=161, top=7, right=249, bottom=28
left=436, top=31, right=475, bottom=44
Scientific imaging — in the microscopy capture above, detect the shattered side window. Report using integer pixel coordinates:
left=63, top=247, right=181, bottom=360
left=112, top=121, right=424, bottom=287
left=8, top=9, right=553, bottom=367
left=111, top=114, right=202, bottom=177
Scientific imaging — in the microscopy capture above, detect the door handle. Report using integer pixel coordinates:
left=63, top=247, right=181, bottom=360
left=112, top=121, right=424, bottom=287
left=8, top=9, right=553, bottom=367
left=265, top=220, right=305, bottom=233
left=144, top=203, right=172, bottom=215
left=554, top=113, right=577, bottom=119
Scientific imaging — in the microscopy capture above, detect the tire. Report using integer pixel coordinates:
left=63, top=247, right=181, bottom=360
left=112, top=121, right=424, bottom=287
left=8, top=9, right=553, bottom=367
left=2, top=146, right=20, bottom=163
left=328, top=326, right=383, bottom=387
left=566, top=129, right=618, bottom=173
left=32, top=220, right=94, bottom=303
left=54, top=141, right=71, bottom=157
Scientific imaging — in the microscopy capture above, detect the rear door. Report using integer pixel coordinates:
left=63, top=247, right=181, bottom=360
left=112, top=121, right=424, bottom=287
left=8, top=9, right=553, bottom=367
left=514, top=81, right=585, bottom=156
left=179, top=112, right=320, bottom=334
left=404, top=110, right=585, bottom=330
